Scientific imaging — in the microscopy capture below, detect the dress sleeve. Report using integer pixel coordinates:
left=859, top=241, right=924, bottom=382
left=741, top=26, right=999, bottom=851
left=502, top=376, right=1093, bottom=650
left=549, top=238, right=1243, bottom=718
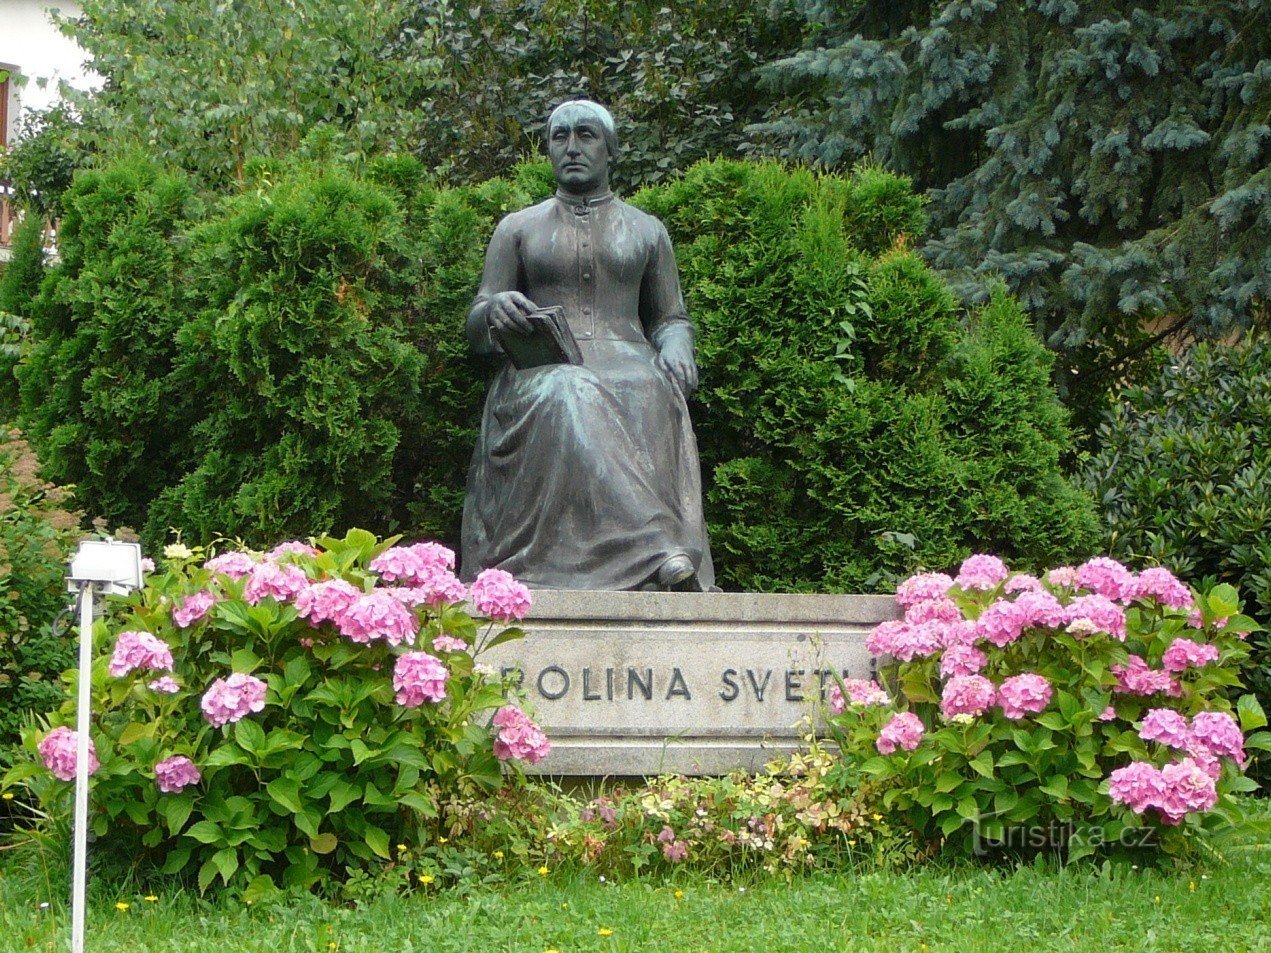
left=466, top=216, right=522, bottom=357
left=640, top=220, right=694, bottom=352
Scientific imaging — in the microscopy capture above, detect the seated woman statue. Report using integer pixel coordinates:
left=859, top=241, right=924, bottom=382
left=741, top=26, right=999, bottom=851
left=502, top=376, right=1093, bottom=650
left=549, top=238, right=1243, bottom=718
left=460, top=99, right=715, bottom=591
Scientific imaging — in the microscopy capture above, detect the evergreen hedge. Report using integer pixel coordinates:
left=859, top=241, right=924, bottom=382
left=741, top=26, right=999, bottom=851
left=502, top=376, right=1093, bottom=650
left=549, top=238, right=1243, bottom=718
left=15, top=155, right=1099, bottom=590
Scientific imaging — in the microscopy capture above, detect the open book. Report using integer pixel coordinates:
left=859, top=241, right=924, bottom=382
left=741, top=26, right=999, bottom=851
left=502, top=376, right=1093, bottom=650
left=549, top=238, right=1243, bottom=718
left=493, top=305, right=584, bottom=369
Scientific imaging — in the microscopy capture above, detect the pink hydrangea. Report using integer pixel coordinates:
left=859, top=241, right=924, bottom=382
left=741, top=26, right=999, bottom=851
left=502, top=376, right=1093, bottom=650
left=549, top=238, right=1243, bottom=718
left=939, top=619, right=978, bottom=647
left=1046, top=566, right=1079, bottom=587
left=939, top=642, right=987, bottom=677
left=865, top=620, right=907, bottom=657
left=294, top=579, right=361, bottom=626
left=895, top=572, right=954, bottom=607
left=891, top=621, right=948, bottom=661
left=1158, top=758, right=1218, bottom=821
left=432, top=635, right=468, bottom=653
left=940, top=675, right=996, bottom=720
left=1134, top=567, right=1193, bottom=609
left=1098, top=705, right=1118, bottom=722
left=337, top=590, right=419, bottom=646
left=1063, top=594, right=1127, bottom=640
left=267, top=540, right=321, bottom=559
left=998, top=673, right=1053, bottom=720
left=37, top=726, right=99, bottom=781
left=410, top=541, right=456, bottom=572
left=974, top=600, right=1028, bottom=648
left=1013, top=589, right=1066, bottom=629
left=955, top=554, right=1009, bottom=591
left=1138, top=708, right=1192, bottom=749
left=1188, top=711, right=1245, bottom=766
left=140, top=557, right=156, bottom=574
left=904, top=597, right=962, bottom=625
left=370, top=546, right=428, bottom=584
left=876, top=712, right=924, bottom=754
left=1076, top=557, right=1137, bottom=602
left=470, top=568, right=532, bottom=621
left=842, top=678, right=890, bottom=707
left=154, top=755, right=201, bottom=793
left=1161, top=638, right=1220, bottom=674
left=491, top=705, right=551, bottom=763
left=204, top=550, right=257, bottom=579
left=1108, top=761, right=1165, bottom=814
left=172, top=590, right=215, bottom=628
left=1112, top=655, right=1180, bottom=697
left=108, top=631, right=175, bottom=677
left=1003, top=573, right=1043, bottom=593
left=392, top=652, right=449, bottom=707
left=201, top=673, right=268, bottom=728
left=148, top=676, right=180, bottom=694
left=409, top=566, right=470, bottom=607
left=243, top=561, right=309, bottom=605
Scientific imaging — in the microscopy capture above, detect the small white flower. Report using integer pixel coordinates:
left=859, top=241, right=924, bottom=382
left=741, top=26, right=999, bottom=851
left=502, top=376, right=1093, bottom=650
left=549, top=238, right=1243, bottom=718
left=163, top=543, right=194, bottom=560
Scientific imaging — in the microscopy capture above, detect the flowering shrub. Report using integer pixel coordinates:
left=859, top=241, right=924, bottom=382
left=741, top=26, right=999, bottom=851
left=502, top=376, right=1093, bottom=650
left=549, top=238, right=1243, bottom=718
left=831, top=556, right=1269, bottom=859
left=1, top=529, right=548, bottom=893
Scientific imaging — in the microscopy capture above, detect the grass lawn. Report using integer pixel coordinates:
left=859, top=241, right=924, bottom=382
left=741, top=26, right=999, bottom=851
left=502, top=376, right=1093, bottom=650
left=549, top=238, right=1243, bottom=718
left=1, top=803, right=1268, bottom=953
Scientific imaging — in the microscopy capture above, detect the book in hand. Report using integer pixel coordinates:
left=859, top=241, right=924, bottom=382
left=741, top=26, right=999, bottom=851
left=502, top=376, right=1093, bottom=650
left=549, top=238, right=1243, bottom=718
left=493, top=305, right=583, bottom=369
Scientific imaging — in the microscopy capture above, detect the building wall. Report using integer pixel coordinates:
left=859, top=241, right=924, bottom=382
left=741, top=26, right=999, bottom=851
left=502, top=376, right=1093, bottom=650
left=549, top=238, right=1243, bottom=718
left=0, top=0, right=95, bottom=138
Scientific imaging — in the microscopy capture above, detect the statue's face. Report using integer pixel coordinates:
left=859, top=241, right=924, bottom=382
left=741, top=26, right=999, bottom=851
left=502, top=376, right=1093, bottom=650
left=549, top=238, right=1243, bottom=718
left=548, top=116, right=610, bottom=194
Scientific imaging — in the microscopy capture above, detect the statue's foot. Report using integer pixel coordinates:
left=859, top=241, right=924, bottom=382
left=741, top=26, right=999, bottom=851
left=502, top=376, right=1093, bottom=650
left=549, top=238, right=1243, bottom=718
left=656, top=554, right=697, bottom=591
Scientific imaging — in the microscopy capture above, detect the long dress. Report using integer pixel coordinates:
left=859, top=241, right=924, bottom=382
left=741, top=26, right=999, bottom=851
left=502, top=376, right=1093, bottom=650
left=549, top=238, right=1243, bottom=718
left=460, top=189, right=715, bottom=590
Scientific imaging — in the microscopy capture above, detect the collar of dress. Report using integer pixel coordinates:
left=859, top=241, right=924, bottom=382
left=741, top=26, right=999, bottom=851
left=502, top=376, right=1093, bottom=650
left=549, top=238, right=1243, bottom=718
left=554, top=189, right=615, bottom=208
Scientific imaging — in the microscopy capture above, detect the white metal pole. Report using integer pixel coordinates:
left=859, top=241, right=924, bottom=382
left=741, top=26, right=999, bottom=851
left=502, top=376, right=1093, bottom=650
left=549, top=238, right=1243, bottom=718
left=71, top=582, right=94, bottom=953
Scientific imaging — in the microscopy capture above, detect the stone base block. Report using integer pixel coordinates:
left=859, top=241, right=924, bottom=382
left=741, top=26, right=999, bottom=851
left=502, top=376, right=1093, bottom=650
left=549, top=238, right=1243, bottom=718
left=482, top=590, right=899, bottom=776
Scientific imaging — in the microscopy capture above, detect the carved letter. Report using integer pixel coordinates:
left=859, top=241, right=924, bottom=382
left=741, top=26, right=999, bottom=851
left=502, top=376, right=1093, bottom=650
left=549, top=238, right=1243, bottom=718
left=785, top=669, right=805, bottom=703
left=537, top=665, right=569, bottom=700
left=627, top=667, right=653, bottom=701
left=719, top=669, right=740, bottom=702
left=746, top=669, right=772, bottom=702
left=666, top=667, right=692, bottom=701
left=606, top=667, right=615, bottom=701
left=582, top=667, right=601, bottom=701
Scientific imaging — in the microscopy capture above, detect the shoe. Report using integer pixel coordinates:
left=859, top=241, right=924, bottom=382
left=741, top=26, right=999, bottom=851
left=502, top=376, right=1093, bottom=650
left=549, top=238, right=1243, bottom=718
left=656, top=554, right=696, bottom=590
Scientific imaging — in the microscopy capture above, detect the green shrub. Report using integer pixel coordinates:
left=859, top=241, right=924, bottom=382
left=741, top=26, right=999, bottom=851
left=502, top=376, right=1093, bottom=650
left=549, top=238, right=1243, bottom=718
left=833, top=558, right=1266, bottom=860
left=0, top=429, right=80, bottom=758
left=0, top=215, right=46, bottom=415
left=635, top=160, right=1100, bottom=590
left=17, top=157, right=203, bottom=533
left=2, top=530, right=543, bottom=893
left=1081, top=337, right=1271, bottom=784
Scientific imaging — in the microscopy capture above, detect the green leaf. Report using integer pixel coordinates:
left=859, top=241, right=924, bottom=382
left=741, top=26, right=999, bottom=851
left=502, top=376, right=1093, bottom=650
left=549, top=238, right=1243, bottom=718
left=212, top=847, right=239, bottom=884
left=363, top=825, right=391, bottom=859
left=309, top=833, right=338, bottom=855
left=1244, top=731, right=1271, bottom=752
left=234, top=719, right=266, bottom=756
left=160, top=792, right=195, bottom=836
left=955, top=796, right=979, bottom=821
left=1237, top=694, right=1267, bottom=731
left=241, top=874, right=278, bottom=903
left=159, top=847, right=192, bottom=875
left=198, top=858, right=219, bottom=893
left=1207, top=584, right=1240, bottom=618
left=118, top=722, right=155, bottom=745
left=185, top=820, right=223, bottom=845
left=266, top=778, right=305, bottom=815
left=482, top=627, right=526, bottom=651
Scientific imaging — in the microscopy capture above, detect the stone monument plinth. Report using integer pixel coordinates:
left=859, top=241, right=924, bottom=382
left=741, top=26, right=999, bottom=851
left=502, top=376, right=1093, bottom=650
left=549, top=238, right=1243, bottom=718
left=482, top=591, right=900, bottom=776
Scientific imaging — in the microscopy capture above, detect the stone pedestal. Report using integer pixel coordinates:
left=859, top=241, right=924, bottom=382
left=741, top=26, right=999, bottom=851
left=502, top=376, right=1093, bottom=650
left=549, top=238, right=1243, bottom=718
left=482, top=590, right=899, bottom=776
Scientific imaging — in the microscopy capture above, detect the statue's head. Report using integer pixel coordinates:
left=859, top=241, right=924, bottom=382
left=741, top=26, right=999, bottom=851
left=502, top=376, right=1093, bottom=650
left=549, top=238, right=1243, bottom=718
left=546, top=99, right=617, bottom=195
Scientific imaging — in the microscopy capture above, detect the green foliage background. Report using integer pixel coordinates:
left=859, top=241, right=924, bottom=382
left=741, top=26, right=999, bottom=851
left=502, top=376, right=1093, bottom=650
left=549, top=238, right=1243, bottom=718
left=14, top=153, right=1098, bottom=589
left=1082, top=336, right=1271, bottom=780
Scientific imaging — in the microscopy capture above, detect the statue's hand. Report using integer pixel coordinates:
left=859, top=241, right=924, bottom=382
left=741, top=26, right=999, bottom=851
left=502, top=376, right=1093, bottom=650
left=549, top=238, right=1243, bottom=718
left=486, top=291, right=537, bottom=336
left=656, top=338, right=698, bottom=398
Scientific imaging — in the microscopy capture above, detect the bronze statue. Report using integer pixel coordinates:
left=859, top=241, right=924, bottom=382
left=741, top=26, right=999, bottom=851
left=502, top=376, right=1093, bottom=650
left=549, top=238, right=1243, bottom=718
left=460, top=100, right=715, bottom=591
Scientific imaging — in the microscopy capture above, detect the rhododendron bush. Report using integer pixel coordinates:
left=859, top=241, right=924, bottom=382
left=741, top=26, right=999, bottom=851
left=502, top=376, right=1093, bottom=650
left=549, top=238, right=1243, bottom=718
left=829, top=556, right=1269, bottom=859
left=1, top=529, right=548, bottom=893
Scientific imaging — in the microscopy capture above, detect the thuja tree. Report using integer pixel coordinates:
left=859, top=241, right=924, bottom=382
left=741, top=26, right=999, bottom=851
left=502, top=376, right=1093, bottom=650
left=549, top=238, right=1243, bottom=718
left=755, top=1, right=1270, bottom=430
left=635, top=160, right=1099, bottom=590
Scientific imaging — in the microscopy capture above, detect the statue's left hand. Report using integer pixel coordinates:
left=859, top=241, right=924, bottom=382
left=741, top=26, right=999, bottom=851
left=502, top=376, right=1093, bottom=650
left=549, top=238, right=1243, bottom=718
left=656, top=338, right=698, bottom=398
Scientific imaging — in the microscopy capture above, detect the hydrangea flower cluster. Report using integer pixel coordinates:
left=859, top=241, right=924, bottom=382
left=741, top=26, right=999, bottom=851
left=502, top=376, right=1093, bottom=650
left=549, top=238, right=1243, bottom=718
left=392, top=652, right=449, bottom=707
left=172, top=590, right=215, bottom=628
left=201, top=673, right=268, bottom=728
left=204, top=550, right=257, bottom=579
left=470, top=568, right=533, bottom=622
left=837, top=554, right=1252, bottom=843
left=875, top=712, right=924, bottom=754
left=37, top=726, right=99, bottom=781
left=491, top=705, right=551, bottom=764
left=337, top=590, right=419, bottom=646
left=828, top=678, right=890, bottom=714
left=109, top=631, right=175, bottom=677
left=243, top=561, right=309, bottom=605
left=154, top=755, right=201, bottom=793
